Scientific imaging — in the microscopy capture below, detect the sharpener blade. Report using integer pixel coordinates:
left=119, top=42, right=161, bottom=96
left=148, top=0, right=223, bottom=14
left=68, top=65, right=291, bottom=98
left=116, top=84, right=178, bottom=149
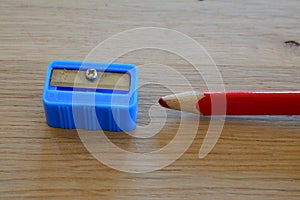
left=50, top=69, right=130, bottom=91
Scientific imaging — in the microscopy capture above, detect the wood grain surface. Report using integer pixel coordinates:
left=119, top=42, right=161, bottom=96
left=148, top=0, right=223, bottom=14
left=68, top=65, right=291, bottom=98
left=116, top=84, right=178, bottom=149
left=1, top=0, right=300, bottom=199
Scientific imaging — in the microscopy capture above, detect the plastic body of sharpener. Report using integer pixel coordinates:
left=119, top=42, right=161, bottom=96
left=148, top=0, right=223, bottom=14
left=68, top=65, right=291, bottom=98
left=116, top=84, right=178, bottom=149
left=42, top=60, right=138, bottom=132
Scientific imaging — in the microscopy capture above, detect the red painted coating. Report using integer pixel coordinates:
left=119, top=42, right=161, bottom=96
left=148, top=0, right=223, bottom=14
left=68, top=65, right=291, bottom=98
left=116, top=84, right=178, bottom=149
left=197, top=91, right=300, bottom=115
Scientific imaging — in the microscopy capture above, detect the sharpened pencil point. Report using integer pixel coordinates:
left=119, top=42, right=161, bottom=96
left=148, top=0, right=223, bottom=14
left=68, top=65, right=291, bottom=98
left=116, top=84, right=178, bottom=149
left=158, top=98, right=170, bottom=108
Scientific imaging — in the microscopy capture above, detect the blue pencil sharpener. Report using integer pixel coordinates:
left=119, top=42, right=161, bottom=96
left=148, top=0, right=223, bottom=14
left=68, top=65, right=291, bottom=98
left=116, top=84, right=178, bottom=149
left=42, top=60, right=138, bottom=132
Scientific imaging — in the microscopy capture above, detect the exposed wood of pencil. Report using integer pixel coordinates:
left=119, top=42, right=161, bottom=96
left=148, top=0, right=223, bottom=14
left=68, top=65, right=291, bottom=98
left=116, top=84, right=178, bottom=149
left=159, top=91, right=205, bottom=113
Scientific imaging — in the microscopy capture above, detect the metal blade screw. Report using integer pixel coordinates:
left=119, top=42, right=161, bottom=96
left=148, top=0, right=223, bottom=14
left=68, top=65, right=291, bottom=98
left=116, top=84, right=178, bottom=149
left=85, top=69, right=98, bottom=81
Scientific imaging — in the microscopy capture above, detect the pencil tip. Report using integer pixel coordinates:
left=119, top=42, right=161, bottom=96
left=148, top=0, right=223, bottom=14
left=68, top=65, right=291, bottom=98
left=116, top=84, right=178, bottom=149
left=158, top=98, right=170, bottom=108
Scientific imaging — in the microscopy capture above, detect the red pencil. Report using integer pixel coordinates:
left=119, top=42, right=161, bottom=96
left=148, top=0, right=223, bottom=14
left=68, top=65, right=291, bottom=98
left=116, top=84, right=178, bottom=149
left=158, top=91, right=300, bottom=115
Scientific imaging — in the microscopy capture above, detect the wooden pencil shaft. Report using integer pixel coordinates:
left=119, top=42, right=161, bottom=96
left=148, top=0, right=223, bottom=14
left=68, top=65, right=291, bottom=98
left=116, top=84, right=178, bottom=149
left=160, top=91, right=300, bottom=116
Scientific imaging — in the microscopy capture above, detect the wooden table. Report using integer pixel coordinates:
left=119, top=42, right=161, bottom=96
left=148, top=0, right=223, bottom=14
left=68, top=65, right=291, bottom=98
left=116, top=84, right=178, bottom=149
left=1, top=0, right=299, bottom=199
